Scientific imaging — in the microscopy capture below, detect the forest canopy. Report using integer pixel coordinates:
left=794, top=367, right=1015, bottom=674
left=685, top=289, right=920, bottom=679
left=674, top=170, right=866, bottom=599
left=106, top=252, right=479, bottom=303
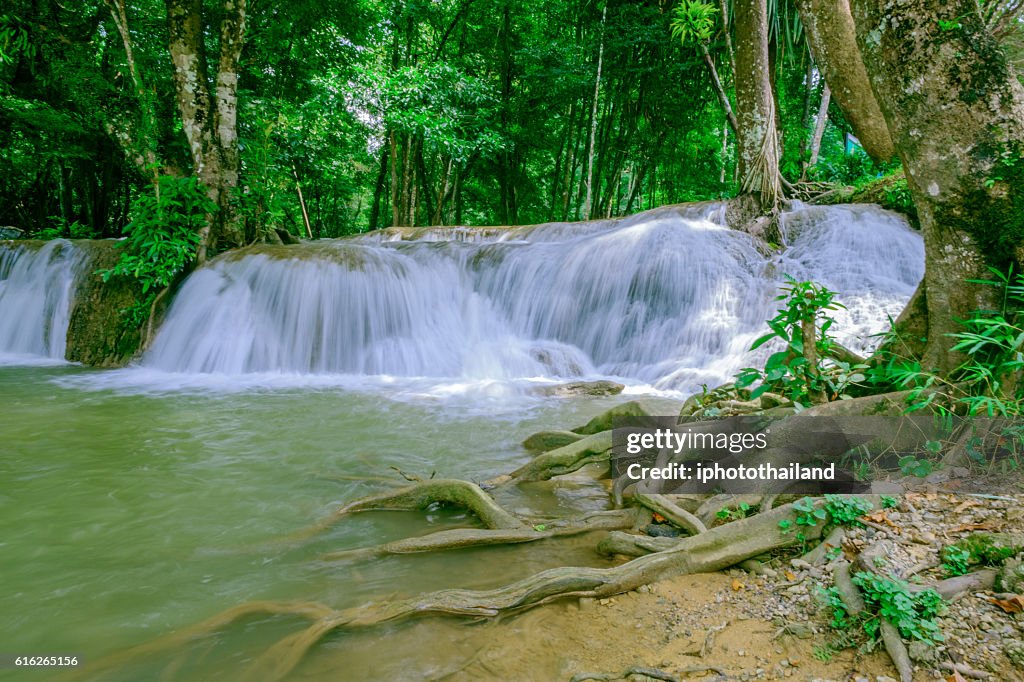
left=7, top=0, right=1000, bottom=242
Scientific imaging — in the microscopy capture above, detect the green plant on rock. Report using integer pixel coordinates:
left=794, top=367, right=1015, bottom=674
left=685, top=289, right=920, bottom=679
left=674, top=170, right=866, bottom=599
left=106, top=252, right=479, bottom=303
left=821, top=586, right=853, bottom=630
left=883, top=177, right=915, bottom=217
left=941, top=545, right=971, bottom=577
left=100, top=175, right=212, bottom=329
left=852, top=572, right=944, bottom=644
left=736, top=277, right=864, bottom=407
left=951, top=533, right=1020, bottom=567
left=780, top=496, right=873, bottom=535
left=791, top=496, right=826, bottom=527
left=823, top=495, right=873, bottom=527
left=716, top=502, right=752, bottom=522
left=33, top=217, right=98, bottom=241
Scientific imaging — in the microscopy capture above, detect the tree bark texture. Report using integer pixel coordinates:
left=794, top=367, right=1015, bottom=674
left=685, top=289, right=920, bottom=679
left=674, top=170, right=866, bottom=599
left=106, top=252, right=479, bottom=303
left=794, top=0, right=896, bottom=162
left=733, top=0, right=783, bottom=210
left=166, top=0, right=247, bottom=260
left=851, top=0, right=1024, bottom=372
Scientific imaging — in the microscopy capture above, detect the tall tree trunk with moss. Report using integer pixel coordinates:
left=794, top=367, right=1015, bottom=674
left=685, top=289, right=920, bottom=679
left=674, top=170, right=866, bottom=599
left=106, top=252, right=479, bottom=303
left=166, top=0, right=247, bottom=262
left=733, top=0, right=783, bottom=211
left=794, top=0, right=894, bottom=162
left=851, top=0, right=1024, bottom=373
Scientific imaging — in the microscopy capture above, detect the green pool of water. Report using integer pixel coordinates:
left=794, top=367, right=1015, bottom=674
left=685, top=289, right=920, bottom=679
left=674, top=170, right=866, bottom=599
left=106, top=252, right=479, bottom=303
left=0, top=366, right=676, bottom=680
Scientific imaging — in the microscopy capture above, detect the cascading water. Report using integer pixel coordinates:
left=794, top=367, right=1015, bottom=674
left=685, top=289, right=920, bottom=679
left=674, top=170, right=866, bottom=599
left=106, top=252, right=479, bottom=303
left=140, top=203, right=924, bottom=394
left=0, top=239, right=87, bottom=364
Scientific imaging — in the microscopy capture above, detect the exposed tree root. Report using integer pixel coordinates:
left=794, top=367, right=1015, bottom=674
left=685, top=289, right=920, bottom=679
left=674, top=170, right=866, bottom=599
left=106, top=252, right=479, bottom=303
left=799, top=526, right=845, bottom=565
left=939, top=661, right=992, bottom=679
left=485, top=430, right=613, bottom=486
left=831, top=561, right=867, bottom=613
left=82, top=393, right=992, bottom=682
left=695, top=494, right=763, bottom=526
left=79, top=499, right=831, bottom=682
left=596, top=531, right=680, bottom=557
left=313, top=472, right=405, bottom=486
left=571, top=666, right=684, bottom=682
left=633, top=493, right=707, bottom=535
left=847, top=539, right=1009, bottom=682
left=280, top=478, right=525, bottom=545
left=878, top=619, right=914, bottom=682
left=832, top=560, right=912, bottom=682
left=856, top=539, right=999, bottom=600
left=319, top=509, right=640, bottom=562
left=910, top=569, right=997, bottom=600
left=62, top=601, right=341, bottom=682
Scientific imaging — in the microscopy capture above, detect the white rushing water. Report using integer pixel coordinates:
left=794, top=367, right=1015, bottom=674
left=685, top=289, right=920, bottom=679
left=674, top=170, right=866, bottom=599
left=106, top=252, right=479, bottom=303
left=0, top=240, right=87, bottom=365
left=138, top=202, right=924, bottom=394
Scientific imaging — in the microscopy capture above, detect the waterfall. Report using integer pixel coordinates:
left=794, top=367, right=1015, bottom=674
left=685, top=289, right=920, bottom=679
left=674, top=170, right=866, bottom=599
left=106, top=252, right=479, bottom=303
left=0, top=240, right=88, bottom=364
left=141, top=203, right=924, bottom=394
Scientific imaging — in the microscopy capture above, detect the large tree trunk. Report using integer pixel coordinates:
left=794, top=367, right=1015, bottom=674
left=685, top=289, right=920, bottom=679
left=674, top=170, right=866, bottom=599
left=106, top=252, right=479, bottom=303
left=733, top=0, right=783, bottom=210
left=851, top=0, right=1024, bottom=373
left=213, top=0, right=246, bottom=247
left=794, top=0, right=895, bottom=162
left=166, top=0, right=247, bottom=262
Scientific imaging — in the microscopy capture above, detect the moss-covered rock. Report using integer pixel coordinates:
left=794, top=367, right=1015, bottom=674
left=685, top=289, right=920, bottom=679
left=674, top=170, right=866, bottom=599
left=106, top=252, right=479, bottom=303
left=522, top=430, right=584, bottom=453
left=572, top=400, right=652, bottom=435
left=814, top=171, right=919, bottom=227
left=65, top=240, right=147, bottom=367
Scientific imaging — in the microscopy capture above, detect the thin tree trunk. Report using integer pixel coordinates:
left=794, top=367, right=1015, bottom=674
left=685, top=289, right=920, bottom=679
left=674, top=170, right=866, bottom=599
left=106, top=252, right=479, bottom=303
left=700, top=44, right=741, bottom=135
left=389, top=132, right=400, bottom=227
left=293, top=165, right=312, bottom=239
left=720, top=122, right=728, bottom=184
left=560, top=104, right=579, bottom=221
left=433, top=157, right=452, bottom=226
left=583, top=5, right=606, bottom=221
left=498, top=2, right=515, bottom=224
left=805, top=83, right=831, bottom=177
left=103, top=0, right=159, bottom=180
left=718, top=0, right=736, bottom=77
left=166, top=0, right=216, bottom=261
left=798, top=58, right=814, bottom=169
left=549, top=122, right=567, bottom=220
left=416, top=145, right=434, bottom=225
left=407, top=136, right=418, bottom=227
left=369, top=146, right=388, bottom=230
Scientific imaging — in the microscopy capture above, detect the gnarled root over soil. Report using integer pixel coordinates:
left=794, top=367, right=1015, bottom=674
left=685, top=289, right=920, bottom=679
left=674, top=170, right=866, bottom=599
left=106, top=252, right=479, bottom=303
left=75, top=498, right=831, bottom=682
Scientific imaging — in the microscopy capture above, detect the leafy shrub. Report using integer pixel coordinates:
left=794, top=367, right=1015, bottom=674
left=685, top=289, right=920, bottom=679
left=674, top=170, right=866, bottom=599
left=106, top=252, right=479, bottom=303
left=736, top=277, right=867, bottom=407
left=100, top=175, right=211, bottom=295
